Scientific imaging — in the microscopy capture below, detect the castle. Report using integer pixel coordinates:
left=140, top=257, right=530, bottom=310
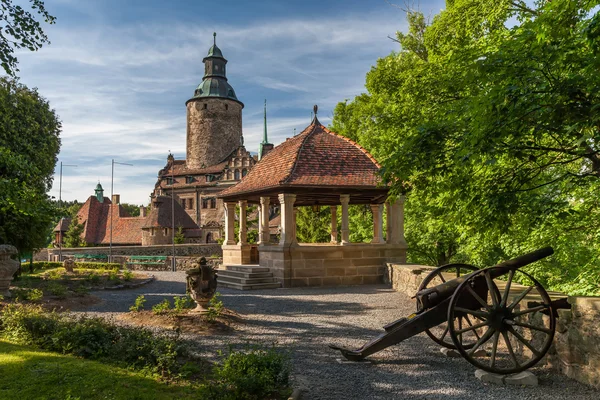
left=55, top=34, right=274, bottom=247
left=151, top=33, right=273, bottom=244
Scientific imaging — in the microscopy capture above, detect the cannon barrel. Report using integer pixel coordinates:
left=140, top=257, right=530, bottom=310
left=416, top=246, right=554, bottom=310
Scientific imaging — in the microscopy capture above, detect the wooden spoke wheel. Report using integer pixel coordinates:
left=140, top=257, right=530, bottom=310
left=447, top=267, right=556, bottom=374
left=417, top=263, right=480, bottom=349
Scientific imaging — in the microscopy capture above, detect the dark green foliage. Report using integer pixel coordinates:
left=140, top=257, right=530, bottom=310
left=174, top=226, right=185, bottom=244
left=0, top=304, right=186, bottom=377
left=198, top=344, right=292, bottom=400
left=296, top=207, right=331, bottom=243
left=120, top=203, right=141, bottom=217
left=64, top=217, right=84, bottom=248
left=73, top=262, right=120, bottom=271
left=205, top=292, right=224, bottom=323
left=31, top=261, right=62, bottom=271
left=0, top=76, right=61, bottom=254
left=0, top=0, right=56, bottom=76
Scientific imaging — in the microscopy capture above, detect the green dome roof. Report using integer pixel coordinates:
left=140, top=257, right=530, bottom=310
left=192, top=78, right=239, bottom=101
left=95, top=183, right=103, bottom=191
left=207, top=44, right=223, bottom=58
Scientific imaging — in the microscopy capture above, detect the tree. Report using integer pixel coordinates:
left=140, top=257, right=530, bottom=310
left=120, top=203, right=141, bottom=217
left=331, top=0, right=600, bottom=294
left=64, top=217, right=84, bottom=248
left=0, top=76, right=61, bottom=255
left=174, top=226, right=185, bottom=244
left=0, top=0, right=56, bottom=76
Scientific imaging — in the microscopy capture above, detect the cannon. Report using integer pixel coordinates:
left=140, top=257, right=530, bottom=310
left=331, top=247, right=570, bottom=374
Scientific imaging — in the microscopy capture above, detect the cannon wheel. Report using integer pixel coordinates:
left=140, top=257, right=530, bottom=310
left=447, top=266, right=556, bottom=374
left=417, top=263, right=480, bottom=349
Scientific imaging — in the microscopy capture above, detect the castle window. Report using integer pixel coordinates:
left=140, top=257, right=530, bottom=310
left=186, top=176, right=194, bottom=184
left=242, top=169, right=248, bottom=177
left=163, top=228, right=168, bottom=236
left=166, top=177, right=173, bottom=185
left=150, top=228, right=155, bottom=236
left=182, top=200, right=186, bottom=210
left=203, top=103, right=207, bottom=109
left=234, top=170, right=240, bottom=180
left=225, top=104, right=228, bottom=111
left=188, top=198, right=194, bottom=209
left=206, top=175, right=215, bottom=182
left=210, top=198, right=216, bottom=208
left=202, top=198, right=209, bottom=209
left=227, top=170, right=232, bottom=180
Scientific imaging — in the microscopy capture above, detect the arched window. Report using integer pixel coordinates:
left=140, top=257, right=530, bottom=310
left=210, top=198, right=216, bottom=208
left=203, top=103, right=207, bottom=109
left=227, top=170, right=232, bottom=180
left=234, top=170, right=240, bottom=180
left=242, top=169, right=248, bottom=177
left=206, top=232, right=212, bottom=243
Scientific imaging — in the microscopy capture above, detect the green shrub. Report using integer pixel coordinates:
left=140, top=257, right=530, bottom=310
left=27, top=289, right=44, bottom=302
left=0, top=304, right=186, bottom=378
left=73, top=285, right=89, bottom=296
left=198, top=345, right=292, bottom=399
left=86, top=272, right=101, bottom=285
left=107, top=271, right=120, bottom=283
left=46, top=269, right=63, bottom=280
left=31, top=261, right=63, bottom=271
left=205, top=292, right=224, bottom=323
left=173, top=296, right=194, bottom=312
left=122, top=270, right=134, bottom=281
left=152, top=299, right=171, bottom=315
left=74, top=262, right=120, bottom=271
left=47, top=282, right=67, bottom=298
left=130, top=295, right=146, bottom=312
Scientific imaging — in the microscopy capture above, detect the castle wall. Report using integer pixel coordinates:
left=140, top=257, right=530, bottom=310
left=186, top=98, right=242, bottom=168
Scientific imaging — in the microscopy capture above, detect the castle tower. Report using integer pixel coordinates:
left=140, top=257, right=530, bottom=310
left=185, top=33, right=244, bottom=169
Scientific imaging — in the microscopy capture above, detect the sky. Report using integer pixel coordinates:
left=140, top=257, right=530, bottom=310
left=15, top=0, right=445, bottom=205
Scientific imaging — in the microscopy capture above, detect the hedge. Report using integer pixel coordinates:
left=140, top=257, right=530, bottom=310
left=31, top=261, right=121, bottom=271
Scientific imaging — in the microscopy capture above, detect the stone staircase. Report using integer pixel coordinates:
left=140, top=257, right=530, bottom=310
left=217, top=264, right=281, bottom=290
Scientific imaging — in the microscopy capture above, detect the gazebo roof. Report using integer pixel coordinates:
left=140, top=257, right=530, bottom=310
left=220, top=119, right=388, bottom=205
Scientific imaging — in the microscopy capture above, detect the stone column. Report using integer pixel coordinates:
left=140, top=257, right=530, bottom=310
left=278, top=193, right=297, bottom=245
left=260, top=196, right=270, bottom=245
left=238, top=200, right=247, bottom=245
left=340, top=194, right=350, bottom=245
left=257, top=205, right=263, bottom=245
left=292, top=207, right=298, bottom=244
left=224, top=202, right=236, bottom=245
left=371, top=204, right=384, bottom=244
left=385, top=202, right=392, bottom=244
left=388, top=196, right=407, bottom=245
left=330, top=205, right=338, bottom=244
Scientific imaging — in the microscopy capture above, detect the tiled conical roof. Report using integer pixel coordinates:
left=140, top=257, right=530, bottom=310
left=220, top=120, right=383, bottom=198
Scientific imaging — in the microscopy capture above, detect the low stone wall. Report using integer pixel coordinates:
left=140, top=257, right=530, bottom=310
left=33, top=248, right=49, bottom=261
left=386, top=262, right=600, bottom=390
left=259, top=243, right=406, bottom=288
left=46, top=244, right=222, bottom=262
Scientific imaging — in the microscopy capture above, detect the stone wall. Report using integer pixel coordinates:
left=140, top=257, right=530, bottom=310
left=258, top=243, right=406, bottom=288
left=386, top=262, right=600, bottom=390
left=46, top=243, right=222, bottom=262
left=186, top=98, right=242, bottom=169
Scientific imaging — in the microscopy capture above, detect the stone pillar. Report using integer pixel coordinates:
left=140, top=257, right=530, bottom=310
left=278, top=193, right=297, bottom=245
left=260, top=196, right=270, bottom=245
left=257, top=205, right=263, bottom=245
left=330, top=205, right=338, bottom=243
left=371, top=204, right=384, bottom=244
left=224, top=202, right=236, bottom=245
left=385, top=202, right=392, bottom=244
left=238, top=200, right=247, bottom=245
left=388, top=196, right=407, bottom=245
left=292, top=207, right=298, bottom=244
left=340, top=194, right=350, bottom=245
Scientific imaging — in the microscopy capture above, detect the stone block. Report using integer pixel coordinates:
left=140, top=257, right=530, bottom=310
left=362, top=275, right=382, bottom=285
left=308, top=277, right=323, bottom=286
left=474, top=369, right=504, bottom=385
left=352, top=258, right=384, bottom=267
left=326, top=267, right=346, bottom=277
left=343, top=250, right=363, bottom=259
left=362, top=249, right=381, bottom=258
left=357, top=266, right=380, bottom=276
left=294, top=268, right=324, bottom=278
left=291, top=278, right=309, bottom=287
left=344, top=267, right=358, bottom=276
left=323, top=259, right=351, bottom=268
left=504, top=371, right=538, bottom=386
left=322, top=277, right=343, bottom=286
left=342, top=276, right=363, bottom=286
left=303, top=259, right=324, bottom=269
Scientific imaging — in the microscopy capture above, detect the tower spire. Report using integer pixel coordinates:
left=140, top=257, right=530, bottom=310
left=213, top=32, right=216, bottom=46
left=263, top=99, right=268, bottom=144
left=258, top=99, right=273, bottom=160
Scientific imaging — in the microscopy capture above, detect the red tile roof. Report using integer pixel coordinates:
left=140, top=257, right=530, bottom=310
left=220, top=120, right=383, bottom=198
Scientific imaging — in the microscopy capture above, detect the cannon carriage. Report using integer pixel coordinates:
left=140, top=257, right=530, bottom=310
left=331, top=247, right=568, bottom=375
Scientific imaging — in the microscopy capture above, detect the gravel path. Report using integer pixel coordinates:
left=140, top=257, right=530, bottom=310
left=81, top=271, right=598, bottom=400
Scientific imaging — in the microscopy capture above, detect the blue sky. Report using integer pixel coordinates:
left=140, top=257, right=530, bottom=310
left=15, top=0, right=445, bottom=205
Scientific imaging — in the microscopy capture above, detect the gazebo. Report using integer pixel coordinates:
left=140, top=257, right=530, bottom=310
left=219, top=111, right=407, bottom=288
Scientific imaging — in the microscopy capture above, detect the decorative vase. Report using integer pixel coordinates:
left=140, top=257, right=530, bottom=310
left=63, top=258, right=75, bottom=273
left=186, top=257, right=218, bottom=313
left=0, top=245, right=20, bottom=297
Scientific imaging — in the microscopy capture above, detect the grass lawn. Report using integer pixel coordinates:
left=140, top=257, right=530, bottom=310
left=0, top=340, right=199, bottom=400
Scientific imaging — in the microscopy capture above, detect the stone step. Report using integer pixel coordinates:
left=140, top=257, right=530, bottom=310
left=223, top=264, right=269, bottom=273
left=217, top=270, right=273, bottom=279
left=218, top=280, right=281, bottom=290
left=218, top=275, right=278, bottom=285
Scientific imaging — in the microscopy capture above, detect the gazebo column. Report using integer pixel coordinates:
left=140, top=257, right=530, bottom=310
left=388, top=196, right=407, bottom=245
left=224, top=202, right=236, bottom=245
left=386, top=202, right=392, bottom=243
left=340, top=194, right=350, bottom=245
left=259, top=196, right=270, bottom=245
left=257, top=205, right=263, bottom=245
left=330, top=205, right=338, bottom=244
left=292, top=207, right=298, bottom=244
left=238, top=200, right=247, bottom=245
left=278, top=193, right=297, bottom=245
left=371, top=204, right=384, bottom=244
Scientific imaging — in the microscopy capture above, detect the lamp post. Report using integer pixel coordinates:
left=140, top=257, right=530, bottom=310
left=58, top=161, right=77, bottom=261
left=110, top=159, right=133, bottom=262
left=171, top=154, right=176, bottom=272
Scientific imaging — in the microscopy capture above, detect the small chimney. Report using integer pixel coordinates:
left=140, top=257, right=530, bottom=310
left=112, top=194, right=120, bottom=205
left=140, top=206, right=147, bottom=217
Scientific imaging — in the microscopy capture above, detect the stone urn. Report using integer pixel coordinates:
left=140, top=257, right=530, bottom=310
left=186, top=257, right=218, bottom=313
left=0, top=245, right=20, bottom=297
left=63, top=258, right=75, bottom=273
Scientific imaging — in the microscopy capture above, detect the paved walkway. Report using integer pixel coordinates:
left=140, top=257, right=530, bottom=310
left=83, top=272, right=598, bottom=400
